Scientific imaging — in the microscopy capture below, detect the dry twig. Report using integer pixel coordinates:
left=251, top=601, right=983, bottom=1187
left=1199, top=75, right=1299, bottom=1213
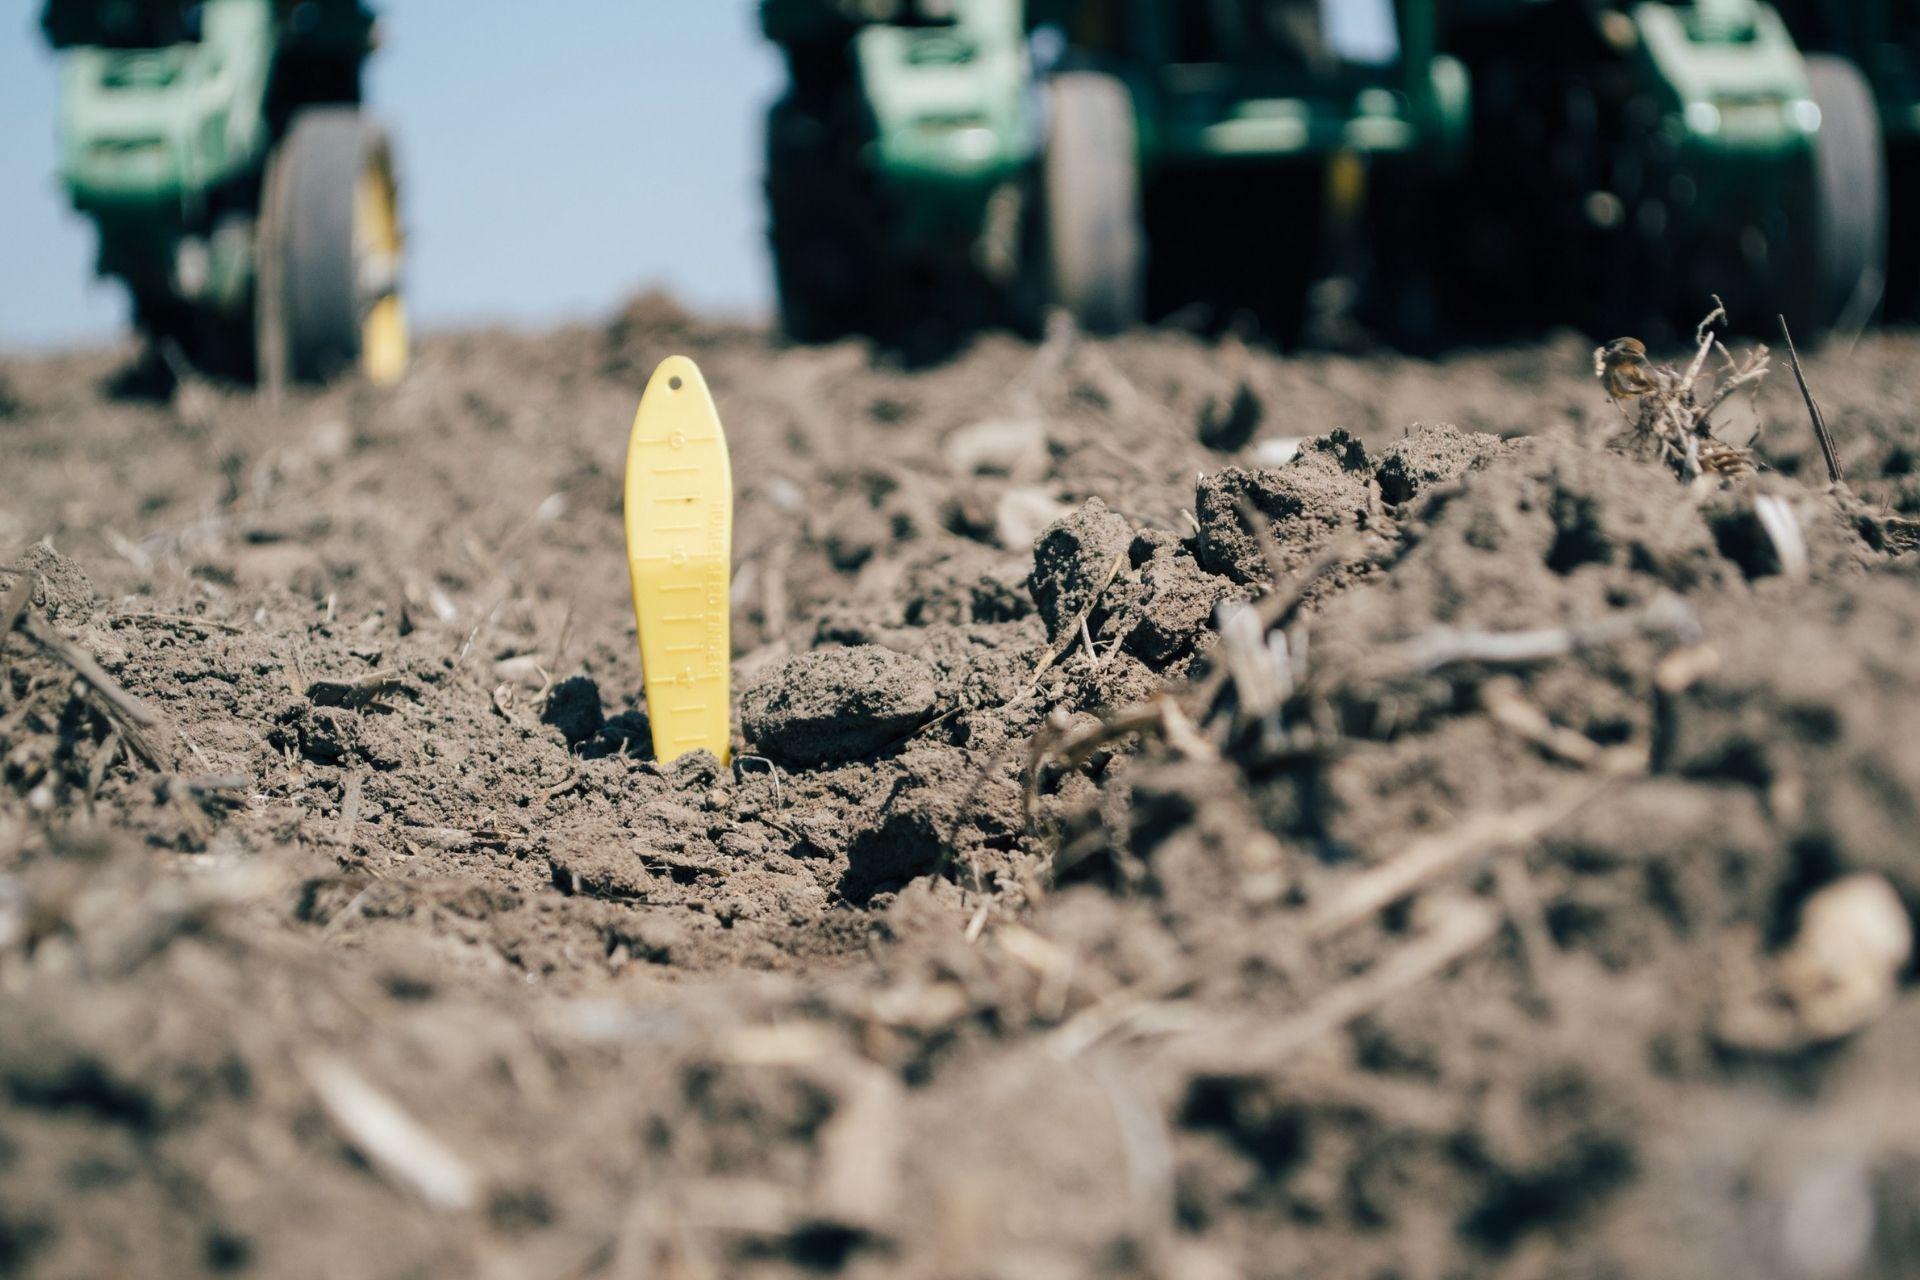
left=306, top=671, right=413, bottom=709
left=1024, top=694, right=1216, bottom=832
left=1778, top=315, right=1842, bottom=485
left=1377, top=593, right=1699, bottom=675
left=335, top=773, right=363, bottom=850
left=113, top=611, right=244, bottom=636
left=1028, top=546, right=1130, bottom=690
left=18, top=615, right=169, bottom=770
left=1493, top=852, right=1561, bottom=1004
left=1306, top=777, right=1618, bottom=940
left=302, top=1055, right=478, bottom=1212
left=1176, top=897, right=1502, bottom=1073
left=0, top=571, right=38, bottom=660
left=1752, top=493, right=1811, bottom=579
left=1480, top=677, right=1606, bottom=766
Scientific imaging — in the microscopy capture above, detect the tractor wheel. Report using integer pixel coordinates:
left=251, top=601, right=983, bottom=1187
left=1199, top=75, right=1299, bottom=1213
left=766, top=93, right=880, bottom=343
left=1805, top=54, right=1887, bottom=331
left=1042, top=71, right=1144, bottom=333
left=256, top=107, right=409, bottom=391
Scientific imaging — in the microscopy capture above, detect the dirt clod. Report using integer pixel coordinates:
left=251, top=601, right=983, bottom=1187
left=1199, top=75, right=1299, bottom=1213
left=1027, top=496, right=1131, bottom=639
left=741, top=644, right=939, bottom=765
left=1199, top=381, right=1263, bottom=452
left=1195, top=428, right=1375, bottom=583
left=542, top=675, right=604, bottom=748
left=1375, top=421, right=1509, bottom=505
left=1123, top=538, right=1240, bottom=664
left=16, top=543, right=93, bottom=621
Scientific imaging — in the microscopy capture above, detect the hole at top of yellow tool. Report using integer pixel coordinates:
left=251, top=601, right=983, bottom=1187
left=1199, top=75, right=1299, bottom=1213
left=669, top=376, right=684, bottom=391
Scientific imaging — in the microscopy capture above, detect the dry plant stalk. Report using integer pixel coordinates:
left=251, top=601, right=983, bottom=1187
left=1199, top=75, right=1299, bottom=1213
left=305, top=670, right=413, bottom=709
left=302, top=1055, right=479, bottom=1211
left=1305, top=776, right=1618, bottom=940
left=0, top=571, right=37, bottom=652
left=1598, top=300, right=1769, bottom=481
left=1028, top=546, right=1130, bottom=689
left=1777, top=316, right=1843, bottom=485
left=1174, top=896, right=1503, bottom=1074
left=1, top=577, right=172, bottom=772
left=1024, top=694, right=1215, bottom=832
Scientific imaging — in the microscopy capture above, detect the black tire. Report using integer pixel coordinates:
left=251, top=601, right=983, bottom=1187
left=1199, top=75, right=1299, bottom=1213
left=1805, top=54, right=1888, bottom=330
left=257, top=107, right=403, bottom=388
left=1042, top=71, right=1144, bottom=333
left=766, top=93, right=880, bottom=343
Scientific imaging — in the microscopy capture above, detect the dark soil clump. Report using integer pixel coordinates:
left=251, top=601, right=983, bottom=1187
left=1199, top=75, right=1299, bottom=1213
left=1028, top=496, right=1132, bottom=639
left=1195, top=427, right=1376, bottom=583
left=741, top=645, right=939, bottom=765
left=1375, top=420, right=1511, bottom=505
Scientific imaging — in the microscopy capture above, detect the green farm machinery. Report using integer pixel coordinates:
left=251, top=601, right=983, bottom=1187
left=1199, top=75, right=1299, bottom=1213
left=759, top=0, right=1893, bottom=347
left=762, top=0, right=1042, bottom=348
left=761, top=0, right=1468, bottom=346
left=1774, top=0, right=1920, bottom=315
left=1444, top=0, right=1884, bottom=339
left=42, top=0, right=407, bottom=387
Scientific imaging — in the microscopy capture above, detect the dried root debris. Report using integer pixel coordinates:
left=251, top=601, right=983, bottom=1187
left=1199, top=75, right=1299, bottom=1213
left=2, top=566, right=175, bottom=834
left=1598, top=301, right=1770, bottom=482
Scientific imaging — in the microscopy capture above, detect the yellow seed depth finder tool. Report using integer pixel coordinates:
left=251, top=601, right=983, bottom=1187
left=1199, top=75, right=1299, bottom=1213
left=624, top=356, right=733, bottom=765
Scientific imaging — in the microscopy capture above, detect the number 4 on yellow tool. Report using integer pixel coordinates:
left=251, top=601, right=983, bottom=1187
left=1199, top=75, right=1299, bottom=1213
left=624, top=356, right=732, bottom=765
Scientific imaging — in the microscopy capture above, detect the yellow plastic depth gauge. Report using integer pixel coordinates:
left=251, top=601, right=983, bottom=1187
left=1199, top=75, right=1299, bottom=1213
left=624, top=356, right=733, bottom=765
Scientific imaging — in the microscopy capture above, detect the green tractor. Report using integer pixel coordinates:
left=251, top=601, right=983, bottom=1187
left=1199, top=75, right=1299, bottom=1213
left=761, top=0, right=1040, bottom=349
left=1032, top=0, right=1471, bottom=342
left=760, top=0, right=1469, bottom=347
left=761, top=0, right=1888, bottom=347
left=42, top=0, right=407, bottom=388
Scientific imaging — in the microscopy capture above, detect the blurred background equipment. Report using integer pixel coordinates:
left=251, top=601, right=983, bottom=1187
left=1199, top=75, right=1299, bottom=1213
left=761, top=0, right=1041, bottom=351
left=760, top=0, right=1468, bottom=350
left=760, top=0, right=1896, bottom=349
left=42, top=0, right=407, bottom=386
left=1444, top=0, right=1885, bottom=342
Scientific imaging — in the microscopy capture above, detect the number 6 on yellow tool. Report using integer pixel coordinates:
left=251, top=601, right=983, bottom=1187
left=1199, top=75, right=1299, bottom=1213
left=624, top=356, right=732, bottom=765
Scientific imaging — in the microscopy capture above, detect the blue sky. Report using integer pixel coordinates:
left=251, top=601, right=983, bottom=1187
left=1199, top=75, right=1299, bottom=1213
left=0, top=3, right=785, bottom=349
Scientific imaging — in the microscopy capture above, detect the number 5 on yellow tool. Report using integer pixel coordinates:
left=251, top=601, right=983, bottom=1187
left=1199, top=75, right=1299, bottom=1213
left=624, top=357, right=732, bottom=765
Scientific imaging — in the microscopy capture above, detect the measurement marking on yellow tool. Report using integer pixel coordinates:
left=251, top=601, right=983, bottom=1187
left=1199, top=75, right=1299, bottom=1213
left=624, top=355, right=732, bottom=766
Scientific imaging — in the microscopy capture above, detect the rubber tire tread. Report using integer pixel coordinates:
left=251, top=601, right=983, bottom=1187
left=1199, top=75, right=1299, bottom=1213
left=272, top=108, right=377, bottom=383
left=766, top=95, right=877, bottom=344
left=1806, top=54, right=1888, bottom=329
left=1044, top=72, right=1144, bottom=333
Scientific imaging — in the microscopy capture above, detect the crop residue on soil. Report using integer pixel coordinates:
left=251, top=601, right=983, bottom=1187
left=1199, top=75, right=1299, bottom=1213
left=4, top=303, right=1920, bottom=1278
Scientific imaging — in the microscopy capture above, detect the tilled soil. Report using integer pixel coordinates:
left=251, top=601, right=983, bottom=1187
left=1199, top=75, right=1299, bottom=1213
left=4, top=301, right=1920, bottom=1278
